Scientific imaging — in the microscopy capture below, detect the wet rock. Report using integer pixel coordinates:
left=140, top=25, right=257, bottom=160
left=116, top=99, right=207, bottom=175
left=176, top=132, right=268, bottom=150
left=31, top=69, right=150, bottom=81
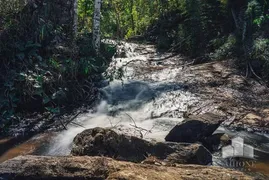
left=0, top=155, right=254, bottom=180
left=152, top=142, right=212, bottom=165
left=202, top=133, right=231, bottom=151
left=71, top=127, right=212, bottom=165
left=71, top=127, right=152, bottom=162
left=165, top=113, right=225, bottom=143
left=242, top=113, right=262, bottom=125
left=0, top=133, right=54, bottom=163
left=114, top=47, right=127, bottom=58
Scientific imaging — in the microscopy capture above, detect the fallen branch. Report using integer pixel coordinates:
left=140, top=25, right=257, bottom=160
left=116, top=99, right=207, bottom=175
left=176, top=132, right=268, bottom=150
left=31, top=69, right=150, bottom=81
left=70, top=121, right=86, bottom=128
left=125, top=112, right=137, bottom=127
left=107, top=116, right=114, bottom=127
left=143, top=125, right=155, bottom=138
left=59, top=118, right=67, bottom=130
left=65, top=111, right=82, bottom=127
left=187, top=101, right=215, bottom=116
left=129, top=124, right=152, bottom=134
left=182, top=60, right=195, bottom=69
left=122, top=59, right=146, bottom=68
left=148, top=53, right=179, bottom=62
left=125, top=112, right=152, bottom=138
left=166, top=35, right=191, bottom=52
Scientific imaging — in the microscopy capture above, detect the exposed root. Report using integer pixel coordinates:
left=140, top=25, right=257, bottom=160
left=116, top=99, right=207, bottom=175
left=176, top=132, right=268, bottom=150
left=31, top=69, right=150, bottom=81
left=248, top=62, right=262, bottom=80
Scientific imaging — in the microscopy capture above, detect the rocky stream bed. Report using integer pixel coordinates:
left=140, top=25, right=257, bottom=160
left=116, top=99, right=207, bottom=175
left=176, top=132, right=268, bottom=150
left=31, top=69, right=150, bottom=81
left=1, top=41, right=269, bottom=179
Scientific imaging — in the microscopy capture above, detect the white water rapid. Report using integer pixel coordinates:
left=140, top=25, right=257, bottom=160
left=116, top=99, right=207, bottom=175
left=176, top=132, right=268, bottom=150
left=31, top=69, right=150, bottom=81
left=46, top=41, right=199, bottom=155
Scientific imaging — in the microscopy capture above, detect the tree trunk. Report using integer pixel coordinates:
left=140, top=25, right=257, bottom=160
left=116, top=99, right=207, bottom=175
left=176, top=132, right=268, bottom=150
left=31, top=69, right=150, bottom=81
left=93, top=0, right=102, bottom=55
left=73, top=0, right=78, bottom=38
left=130, top=0, right=135, bottom=32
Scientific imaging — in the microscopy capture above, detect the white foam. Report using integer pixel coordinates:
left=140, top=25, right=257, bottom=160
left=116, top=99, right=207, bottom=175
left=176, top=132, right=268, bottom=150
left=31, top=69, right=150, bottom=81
left=46, top=42, right=198, bottom=155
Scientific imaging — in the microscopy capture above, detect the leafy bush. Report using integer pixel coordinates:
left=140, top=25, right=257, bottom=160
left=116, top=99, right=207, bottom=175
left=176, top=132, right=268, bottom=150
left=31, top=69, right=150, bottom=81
left=250, top=38, right=269, bottom=79
left=252, top=38, right=269, bottom=61
left=0, top=31, right=115, bottom=120
left=209, top=35, right=237, bottom=60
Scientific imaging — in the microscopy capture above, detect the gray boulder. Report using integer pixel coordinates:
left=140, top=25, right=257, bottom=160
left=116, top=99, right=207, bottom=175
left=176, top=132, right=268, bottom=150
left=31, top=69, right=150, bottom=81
left=165, top=113, right=225, bottom=143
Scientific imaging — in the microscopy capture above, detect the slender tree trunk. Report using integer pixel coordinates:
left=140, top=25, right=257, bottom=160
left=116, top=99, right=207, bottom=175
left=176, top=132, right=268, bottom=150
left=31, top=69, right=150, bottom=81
left=130, top=0, right=135, bottom=32
left=73, top=0, right=78, bottom=38
left=231, top=8, right=240, bottom=30
left=93, top=0, right=102, bottom=55
left=115, top=11, right=121, bottom=38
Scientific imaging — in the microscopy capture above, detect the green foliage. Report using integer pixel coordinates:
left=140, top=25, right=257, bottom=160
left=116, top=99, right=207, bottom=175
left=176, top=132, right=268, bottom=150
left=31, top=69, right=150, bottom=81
left=227, top=0, right=269, bottom=78
left=0, top=1, right=116, bottom=129
left=0, top=0, right=25, bottom=27
left=252, top=38, right=269, bottom=60
left=144, top=0, right=269, bottom=65
left=0, top=31, right=115, bottom=127
left=253, top=14, right=269, bottom=27
left=210, top=35, right=237, bottom=60
left=143, top=0, right=234, bottom=56
left=77, top=0, right=165, bottom=39
left=251, top=38, right=269, bottom=77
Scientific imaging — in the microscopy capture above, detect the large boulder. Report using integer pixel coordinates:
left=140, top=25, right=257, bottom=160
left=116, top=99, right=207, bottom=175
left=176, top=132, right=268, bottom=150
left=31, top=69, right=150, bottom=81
left=71, top=127, right=152, bottom=162
left=0, top=155, right=255, bottom=180
left=71, top=127, right=212, bottom=165
left=165, top=113, right=225, bottom=143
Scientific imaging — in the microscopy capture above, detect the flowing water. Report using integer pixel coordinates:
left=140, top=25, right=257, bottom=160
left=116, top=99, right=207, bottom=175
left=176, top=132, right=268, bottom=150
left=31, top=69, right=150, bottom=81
left=46, top=41, right=199, bottom=155
left=1, top=41, right=269, bottom=177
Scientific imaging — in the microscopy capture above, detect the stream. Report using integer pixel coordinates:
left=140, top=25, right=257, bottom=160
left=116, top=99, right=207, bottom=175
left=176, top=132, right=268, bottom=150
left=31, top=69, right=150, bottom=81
left=1, top=41, right=269, bottom=177
left=47, top=41, right=199, bottom=155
